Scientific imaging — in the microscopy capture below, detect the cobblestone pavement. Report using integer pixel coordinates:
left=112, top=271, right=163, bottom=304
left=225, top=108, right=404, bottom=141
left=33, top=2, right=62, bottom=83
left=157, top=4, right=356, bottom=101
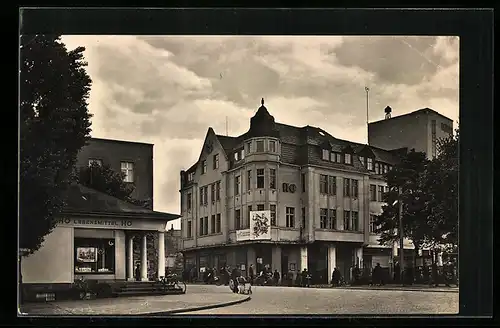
left=177, top=285, right=459, bottom=315
left=20, top=286, right=248, bottom=316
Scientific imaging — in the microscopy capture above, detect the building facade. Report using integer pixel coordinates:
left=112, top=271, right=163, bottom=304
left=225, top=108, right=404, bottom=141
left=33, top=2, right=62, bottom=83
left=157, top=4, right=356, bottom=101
left=368, top=107, right=454, bottom=159
left=76, top=138, right=154, bottom=208
left=179, top=100, right=418, bottom=284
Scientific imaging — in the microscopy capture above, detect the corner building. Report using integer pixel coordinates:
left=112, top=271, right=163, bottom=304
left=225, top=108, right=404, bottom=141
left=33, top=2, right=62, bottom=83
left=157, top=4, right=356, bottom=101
left=180, top=100, right=414, bottom=283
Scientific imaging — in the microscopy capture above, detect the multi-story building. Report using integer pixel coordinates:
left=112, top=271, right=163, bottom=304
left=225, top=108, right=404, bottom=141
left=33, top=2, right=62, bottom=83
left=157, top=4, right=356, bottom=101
left=179, top=99, right=421, bottom=284
left=76, top=138, right=154, bottom=208
left=368, top=106, right=454, bottom=159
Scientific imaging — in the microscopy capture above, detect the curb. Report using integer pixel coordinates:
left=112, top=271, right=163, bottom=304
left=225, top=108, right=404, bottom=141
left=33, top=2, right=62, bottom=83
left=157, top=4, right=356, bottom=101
left=338, top=287, right=459, bottom=293
left=142, top=295, right=251, bottom=315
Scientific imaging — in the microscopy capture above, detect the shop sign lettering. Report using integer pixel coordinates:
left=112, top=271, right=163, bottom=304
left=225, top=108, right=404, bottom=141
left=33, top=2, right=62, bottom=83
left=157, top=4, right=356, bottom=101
left=57, top=218, right=133, bottom=227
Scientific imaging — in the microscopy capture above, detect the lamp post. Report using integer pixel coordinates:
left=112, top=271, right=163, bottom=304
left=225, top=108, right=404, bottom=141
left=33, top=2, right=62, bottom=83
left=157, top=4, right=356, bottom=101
left=393, top=188, right=404, bottom=285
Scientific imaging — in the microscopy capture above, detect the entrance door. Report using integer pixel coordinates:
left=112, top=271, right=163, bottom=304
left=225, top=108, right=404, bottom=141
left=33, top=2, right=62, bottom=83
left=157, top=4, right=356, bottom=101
left=281, top=255, right=289, bottom=275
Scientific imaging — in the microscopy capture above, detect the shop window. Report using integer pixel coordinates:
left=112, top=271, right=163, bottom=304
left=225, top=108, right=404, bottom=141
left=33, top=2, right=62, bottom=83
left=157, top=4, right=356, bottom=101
left=74, top=237, right=115, bottom=274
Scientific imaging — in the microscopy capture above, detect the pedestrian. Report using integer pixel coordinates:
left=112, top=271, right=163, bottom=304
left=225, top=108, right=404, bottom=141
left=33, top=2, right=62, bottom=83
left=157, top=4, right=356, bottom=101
left=301, top=269, right=310, bottom=287
left=273, top=269, right=280, bottom=286
left=372, top=263, right=382, bottom=286
left=231, top=266, right=241, bottom=293
left=249, top=264, right=255, bottom=285
left=394, top=261, right=400, bottom=283
left=352, top=265, right=361, bottom=285
left=331, top=268, right=340, bottom=287
left=135, top=264, right=141, bottom=281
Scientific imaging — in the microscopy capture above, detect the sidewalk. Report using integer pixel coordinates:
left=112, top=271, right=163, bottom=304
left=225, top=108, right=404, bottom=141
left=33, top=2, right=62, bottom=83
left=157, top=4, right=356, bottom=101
left=19, top=290, right=250, bottom=316
left=323, top=284, right=458, bottom=293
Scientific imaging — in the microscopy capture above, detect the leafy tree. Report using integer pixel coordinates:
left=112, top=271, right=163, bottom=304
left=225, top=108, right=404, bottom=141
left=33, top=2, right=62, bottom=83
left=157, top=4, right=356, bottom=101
left=20, top=35, right=92, bottom=255
left=422, top=128, right=459, bottom=247
left=374, top=150, right=432, bottom=267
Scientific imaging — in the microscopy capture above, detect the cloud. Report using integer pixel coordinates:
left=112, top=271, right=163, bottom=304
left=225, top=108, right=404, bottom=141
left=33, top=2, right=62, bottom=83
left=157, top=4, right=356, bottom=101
left=60, top=35, right=459, bottom=229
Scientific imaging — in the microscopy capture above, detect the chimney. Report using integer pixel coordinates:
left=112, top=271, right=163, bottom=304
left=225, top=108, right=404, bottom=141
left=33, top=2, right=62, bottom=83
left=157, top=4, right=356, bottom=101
left=170, top=224, right=174, bottom=231
left=384, top=106, right=392, bottom=119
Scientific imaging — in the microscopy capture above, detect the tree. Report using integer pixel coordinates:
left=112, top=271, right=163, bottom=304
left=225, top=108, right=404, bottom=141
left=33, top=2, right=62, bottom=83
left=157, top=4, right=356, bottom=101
left=422, top=128, right=459, bottom=247
left=20, top=35, right=92, bottom=254
left=374, top=150, right=432, bottom=267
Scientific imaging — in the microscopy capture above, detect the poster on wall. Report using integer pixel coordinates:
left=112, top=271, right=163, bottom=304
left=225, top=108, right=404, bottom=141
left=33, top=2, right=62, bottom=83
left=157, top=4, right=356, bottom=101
left=250, top=210, right=271, bottom=240
left=236, top=229, right=251, bottom=241
left=76, top=247, right=97, bottom=263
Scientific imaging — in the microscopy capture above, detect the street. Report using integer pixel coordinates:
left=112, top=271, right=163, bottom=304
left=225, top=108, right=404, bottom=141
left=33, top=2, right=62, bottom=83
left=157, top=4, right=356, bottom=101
left=177, top=285, right=459, bottom=315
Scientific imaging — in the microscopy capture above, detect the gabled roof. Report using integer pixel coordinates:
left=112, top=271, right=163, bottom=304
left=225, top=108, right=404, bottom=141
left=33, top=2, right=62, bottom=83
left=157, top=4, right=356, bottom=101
left=62, top=184, right=180, bottom=221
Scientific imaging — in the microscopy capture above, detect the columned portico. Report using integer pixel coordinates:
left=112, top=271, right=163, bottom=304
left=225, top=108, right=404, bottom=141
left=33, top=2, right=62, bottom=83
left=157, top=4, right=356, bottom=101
left=141, top=233, right=148, bottom=281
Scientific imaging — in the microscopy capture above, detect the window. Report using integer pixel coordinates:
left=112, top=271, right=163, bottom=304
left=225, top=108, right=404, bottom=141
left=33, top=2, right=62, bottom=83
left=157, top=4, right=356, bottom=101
left=187, top=172, right=194, bottom=182
left=370, top=185, right=377, bottom=201
left=352, top=180, right=359, bottom=198
left=234, top=149, right=244, bottom=161
left=216, top=214, right=221, bottom=233
left=351, top=211, right=359, bottom=231
left=235, top=209, right=241, bottom=230
left=215, top=181, right=220, bottom=200
left=328, top=176, right=336, bottom=195
left=388, top=165, right=393, bottom=172
left=369, top=215, right=377, bottom=233
left=256, top=140, right=265, bottom=152
left=378, top=186, right=385, bottom=202
left=246, top=141, right=252, bottom=154
left=375, top=162, right=380, bottom=174
left=121, top=162, right=134, bottom=183
left=441, top=122, right=453, bottom=135
left=257, top=204, right=265, bottom=211
left=320, top=174, right=328, bottom=194
left=286, top=207, right=295, bottom=228
left=88, top=158, right=102, bottom=167
left=343, top=211, right=350, bottom=230
left=235, top=175, right=241, bottom=196
left=383, top=164, right=388, bottom=174
left=269, top=169, right=276, bottom=189
left=247, top=206, right=252, bottom=228
left=344, top=153, right=352, bottom=165
left=211, top=215, right=216, bottom=234
left=204, top=217, right=209, bottom=236
left=204, top=186, right=208, bottom=204
left=199, top=188, right=204, bottom=206
left=199, top=217, right=204, bottom=236
left=213, top=154, right=219, bottom=169
left=301, top=207, right=306, bottom=229
left=336, top=153, right=342, bottom=163
left=74, top=238, right=115, bottom=274
left=247, top=170, right=252, bottom=191
left=211, top=184, right=215, bottom=203
left=201, top=160, right=207, bottom=174
left=320, top=208, right=328, bottom=229
left=322, top=149, right=330, bottom=160
left=328, top=209, right=337, bottom=230
left=215, top=181, right=221, bottom=201
left=367, top=158, right=373, bottom=171
left=187, top=193, right=192, bottom=210
left=359, top=156, right=365, bottom=166
left=343, top=178, right=351, bottom=197
left=330, top=152, right=336, bottom=162
left=257, top=169, right=265, bottom=188
left=270, top=205, right=277, bottom=226
left=187, top=220, right=192, bottom=238
left=301, top=173, right=306, bottom=192
left=269, top=140, right=276, bottom=153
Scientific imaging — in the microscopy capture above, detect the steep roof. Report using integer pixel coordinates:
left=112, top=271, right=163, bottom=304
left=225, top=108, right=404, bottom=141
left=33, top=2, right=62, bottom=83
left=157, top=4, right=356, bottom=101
left=62, top=184, right=180, bottom=221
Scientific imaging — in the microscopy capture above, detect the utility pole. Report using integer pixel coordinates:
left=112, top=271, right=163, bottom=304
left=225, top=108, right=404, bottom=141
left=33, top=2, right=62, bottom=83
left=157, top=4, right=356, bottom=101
left=398, top=187, right=405, bottom=285
left=365, top=86, right=370, bottom=144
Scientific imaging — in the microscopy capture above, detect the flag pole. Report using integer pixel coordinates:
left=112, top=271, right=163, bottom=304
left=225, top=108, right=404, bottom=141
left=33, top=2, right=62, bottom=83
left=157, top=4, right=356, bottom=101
left=365, top=86, right=370, bottom=144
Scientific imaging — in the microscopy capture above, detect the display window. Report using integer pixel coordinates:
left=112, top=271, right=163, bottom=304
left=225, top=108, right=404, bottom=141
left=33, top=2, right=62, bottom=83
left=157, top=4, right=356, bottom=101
left=74, top=238, right=115, bottom=274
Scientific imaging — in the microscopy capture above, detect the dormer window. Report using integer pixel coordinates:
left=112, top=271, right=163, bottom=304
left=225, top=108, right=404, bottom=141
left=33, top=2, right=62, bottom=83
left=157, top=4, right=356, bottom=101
left=344, top=153, right=352, bottom=165
left=322, top=149, right=330, bottom=160
left=359, top=156, right=365, bottom=166
left=246, top=141, right=252, bottom=154
left=187, top=172, right=194, bottom=182
left=375, top=162, right=380, bottom=174
left=256, top=140, right=265, bottom=152
left=201, top=160, right=207, bottom=174
left=367, top=158, right=374, bottom=171
left=234, top=149, right=245, bottom=161
left=383, top=164, right=388, bottom=174
left=269, top=140, right=276, bottom=153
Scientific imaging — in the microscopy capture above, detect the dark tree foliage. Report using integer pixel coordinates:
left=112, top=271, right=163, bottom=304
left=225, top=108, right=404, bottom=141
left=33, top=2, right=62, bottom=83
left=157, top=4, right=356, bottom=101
left=20, top=35, right=92, bottom=254
left=374, top=150, right=431, bottom=259
left=422, top=128, right=459, bottom=247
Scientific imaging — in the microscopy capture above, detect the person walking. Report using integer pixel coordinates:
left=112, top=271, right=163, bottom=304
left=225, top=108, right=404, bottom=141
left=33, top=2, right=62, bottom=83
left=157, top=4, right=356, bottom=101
left=248, top=264, right=255, bottom=285
left=331, top=268, right=341, bottom=287
left=135, top=264, right=141, bottom=282
left=273, top=269, right=280, bottom=286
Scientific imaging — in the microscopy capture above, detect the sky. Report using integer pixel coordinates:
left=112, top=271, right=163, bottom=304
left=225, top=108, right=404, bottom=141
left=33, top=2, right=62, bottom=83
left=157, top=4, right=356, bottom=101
left=61, top=35, right=459, bottom=229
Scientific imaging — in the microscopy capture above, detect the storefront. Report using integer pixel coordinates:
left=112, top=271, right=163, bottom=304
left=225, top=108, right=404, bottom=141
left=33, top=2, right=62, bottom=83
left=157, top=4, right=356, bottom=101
left=21, top=212, right=179, bottom=286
